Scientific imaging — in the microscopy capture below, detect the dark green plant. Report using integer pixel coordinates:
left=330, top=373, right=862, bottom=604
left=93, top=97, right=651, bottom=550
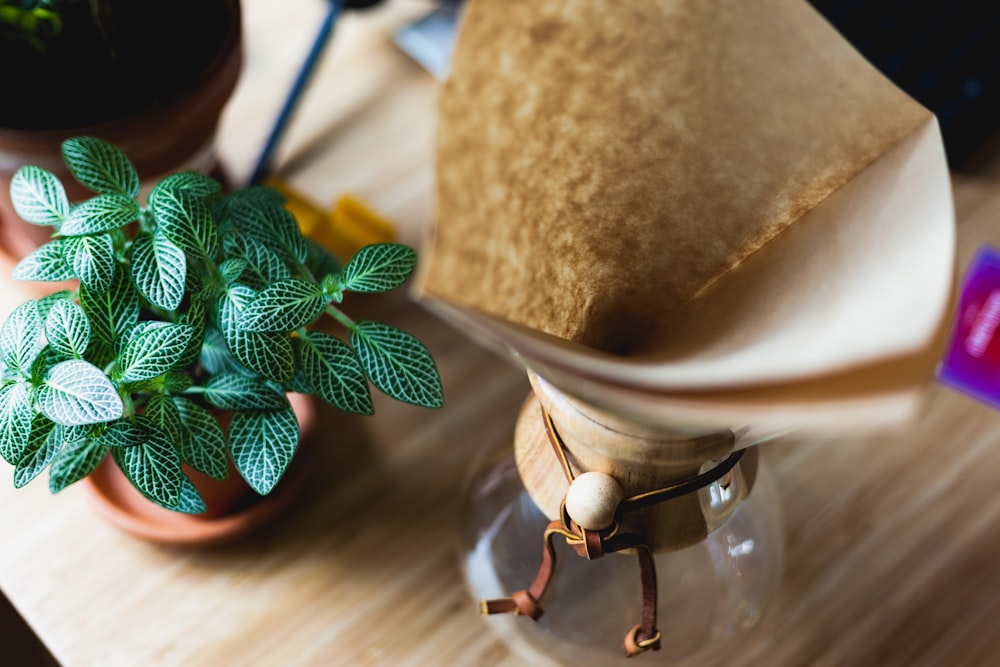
left=0, top=1, right=60, bottom=50
left=0, top=136, right=443, bottom=513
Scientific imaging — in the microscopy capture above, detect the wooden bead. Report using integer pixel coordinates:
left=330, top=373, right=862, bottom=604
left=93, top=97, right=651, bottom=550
left=565, top=472, right=624, bottom=530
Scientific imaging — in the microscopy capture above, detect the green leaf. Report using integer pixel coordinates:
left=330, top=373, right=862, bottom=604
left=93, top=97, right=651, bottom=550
left=176, top=297, right=207, bottom=368
left=61, top=194, right=140, bottom=236
left=230, top=407, right=298, bottom=495
left=143, top=393, right=184, bottom=445
left=1, top=301, right=43, bottom=373
left=118, top=323, right=194, bottom=383
left=149, top=171, right=220, bottom=202
left=129, top=230, right=187, bottom=311
left=0, top=382, right=33, bottom=465
left=219, top=258, right=247, bottom=284
left=228, top=195, right=309, bottom=265
left=10, top=165, right=68, bottom=227
left=111, top=420, right=182, bottom=509
left=29, top=346, right=64, bottom=384
left=304, top=238, right=342, bottom=283
left=223, top=234, right=290, bottom=289
left=12, top=241, right=74, bottom=282
left=45, top=299, right=90, bottom=358
left=237, top=279, right=326, bottom=333
left=173, top=397, right=227, bottom=480
left=204, top=374, right=288, bottom=411
left=95, top=416, right=153, bottom=448
left=340, top=244, right=417, bottom=294
left=48, top=435, right=108, bottom=493
left=35, top=291, right=75, bottom=321
left=149, top=187, right=219, bottom=260
left=174, top=476, right=207, bottom=514
left=61, top=136, right=140, bottom=198
left=37, top=359, right=123, bottom=426
left=198, top=327, right=241, bottom=376
left=219, top=286, right=294, bottom=383
left=64, top=233, right=115, bottom=291
left=350, top=321, right=443, bottom=409
left=13, top=416, right=60, bottom=488
left=79, top=265, right=139, bottom=352
left=298, top=331, right=373, bottom=414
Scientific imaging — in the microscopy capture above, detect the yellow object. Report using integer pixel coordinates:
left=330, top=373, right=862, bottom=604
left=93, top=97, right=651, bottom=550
left=264, top=177, right=396, bottom=264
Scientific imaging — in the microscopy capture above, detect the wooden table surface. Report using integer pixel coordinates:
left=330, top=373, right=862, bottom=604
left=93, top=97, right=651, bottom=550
left=5, top=2, right=1000, bottom=665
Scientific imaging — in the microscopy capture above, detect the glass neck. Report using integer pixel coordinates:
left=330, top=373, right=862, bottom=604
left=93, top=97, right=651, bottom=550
left=515, top=373, right=757, bottom=552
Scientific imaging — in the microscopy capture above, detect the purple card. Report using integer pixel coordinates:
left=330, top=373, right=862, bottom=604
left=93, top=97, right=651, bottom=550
left=938, top=245, right=1000, bottom=407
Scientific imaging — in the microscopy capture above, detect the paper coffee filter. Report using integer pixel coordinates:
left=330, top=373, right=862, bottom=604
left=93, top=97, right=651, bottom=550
left=416, top=0, right=955, bottom=401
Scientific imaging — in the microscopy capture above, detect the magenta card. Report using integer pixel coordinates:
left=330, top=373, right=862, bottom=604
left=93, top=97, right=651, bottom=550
left=938, top=245, right=1000, bottom=407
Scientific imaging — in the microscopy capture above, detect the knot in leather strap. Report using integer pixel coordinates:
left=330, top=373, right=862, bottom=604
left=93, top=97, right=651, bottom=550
left=623, top=624, right=662, bottom=657
left=510, top=589, right=544, bottom=620
left=479, top=589, right=544, bottom=620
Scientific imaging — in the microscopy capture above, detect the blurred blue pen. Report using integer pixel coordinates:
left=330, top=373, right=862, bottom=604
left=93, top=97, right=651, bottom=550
left=248, top=0, right=346, bottom=185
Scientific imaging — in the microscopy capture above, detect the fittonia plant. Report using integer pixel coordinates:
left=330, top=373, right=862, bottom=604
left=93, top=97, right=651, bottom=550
left=0, top=136, right=443, bottom=513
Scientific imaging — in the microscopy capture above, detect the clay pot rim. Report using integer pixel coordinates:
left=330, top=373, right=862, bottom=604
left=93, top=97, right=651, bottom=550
left=0, top=0, right=243, bottom=141
left=77, top=392, right=317, bottom=547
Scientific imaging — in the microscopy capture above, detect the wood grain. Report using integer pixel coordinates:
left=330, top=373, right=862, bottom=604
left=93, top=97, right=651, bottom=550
left=3, top=2, right=1000, bottom=666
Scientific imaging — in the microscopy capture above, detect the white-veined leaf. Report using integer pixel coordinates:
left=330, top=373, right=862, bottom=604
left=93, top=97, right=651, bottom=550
left=304, top=238, right=342, bottom=283
left=223, top=234, right=290, bottom=288
left=79, top=265, right=139, bottom=351
left=64, top=233, right=115, bottom=292
left=349, top=321, right=443, bottom=409
left=144, top=393, right=184, bottom=446
left=173, top=397, right=228, bottom=480
left=35, top=290, right=75, bottom=320
left=13, top=416, right=60, bottom=488
left=175, top=297, right=207, bottom=368
left=10, top=165, right=68, bottom=227
left=204, top=374, right=288, bottom=411
left=61, top=136, right=140, bottom=197
left=117, top=320, right=170, bottom=352
left=48, top=434, right=108, bottom=493
left=95, top=418, right=148, bottom=448
left=130, top=230, right=187, bottom=311
left=219, top=286, right=294, bottom=383
left=118, top=323, right=194, bottom=383
left=0, top=382, right=33, bottom=465
left=1, top=301, right=43, bottom=373
left=149, top=187, right=219, bottom=260
left=149, top=171, right=220, bottom=202
left=340, top=244, right=417, bottom=294
left=37, top=359, right=123, bottom=426
left=198, top=327, right=240, bottom=376
left=230, top=407, right=298, bottom=495
left=61, top=194, right=139, bottom=236
left=12, top=240, right=74, bottom=282
left=45, top=299, right=90, bottom=359
left=227, top=195, right=308, bottom=265
left=111, top=420, right=181, bottom=508
left=298, top=331, right=373, bottom=414
left=174, top=475, right=207, bottom=514
left=237, top=279, right=326, bottom=332
left=219, top=258, right=247, bottom=284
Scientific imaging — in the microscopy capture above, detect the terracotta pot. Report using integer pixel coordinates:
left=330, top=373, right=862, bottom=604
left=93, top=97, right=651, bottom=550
left=79, top=392, right=317, bottom=547
left=0, top=0, right=243, bottom=261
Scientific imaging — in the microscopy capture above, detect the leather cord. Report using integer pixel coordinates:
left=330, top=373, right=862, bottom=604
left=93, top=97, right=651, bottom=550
left=481, top=407, right=742, bottom=658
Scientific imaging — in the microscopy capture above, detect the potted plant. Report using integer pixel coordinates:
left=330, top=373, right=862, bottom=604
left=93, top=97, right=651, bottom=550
left=0, top=0, right=242, bottom=259
left=0, top=136, right=443, bottom=537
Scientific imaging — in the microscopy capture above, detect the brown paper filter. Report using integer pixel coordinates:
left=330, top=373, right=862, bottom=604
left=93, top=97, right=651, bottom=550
left=416, top=0, right=956, bottom=432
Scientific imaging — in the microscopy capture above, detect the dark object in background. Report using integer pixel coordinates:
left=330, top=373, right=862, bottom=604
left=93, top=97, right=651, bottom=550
left=809, top=0, right=1000, bottom=167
